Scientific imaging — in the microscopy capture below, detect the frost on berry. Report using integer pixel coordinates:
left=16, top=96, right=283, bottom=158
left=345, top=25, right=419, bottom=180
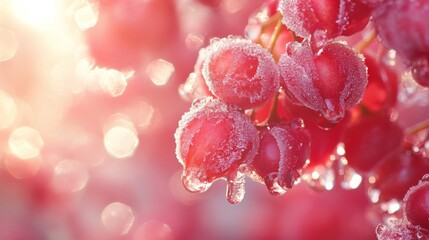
left=278, top=0, right=371, bottom=39
left=372, top=0, right=429, bottom=87
left=376, top=218, right=428, bottom=240
left=373, top=149, right=429, bottom=203
left=404, top=175, right=429, bottom=230
left=279, top=40, right=368, bottom=123
left=248, top=120, right=310, bottom=195
left=174, top=98, right=259, bottom=201
left=202, top=37, right=280, bottom=109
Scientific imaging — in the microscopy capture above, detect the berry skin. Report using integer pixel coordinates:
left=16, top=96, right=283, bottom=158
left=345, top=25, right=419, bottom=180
left=278, top=0, right=371, bottom=39
left=343, top=112, right=404, bottom=174
left=373, top=149, right=429, bottom=202
left=360, top=53, right=399, bottom=112
left=202, top=37, right=280, bottom=109
left=279, top=40, right=368, bottom=123
left=248, top=120, right=311, bottom=195
left=175, top=98, right=259, bottom=193
left=372, top=0, right=429, bottom=86
left=404, top=176, right=429, bottom=230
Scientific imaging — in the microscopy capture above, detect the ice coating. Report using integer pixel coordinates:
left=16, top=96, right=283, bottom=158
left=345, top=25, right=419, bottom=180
left=202, top=37, right=280, bottom=109
left=404, top=176, right=429, bottom=230
left=279, top=40, right=368, bottom=123
left=249, top=121, right=310, bottom=195
left=372, top=0, right=429, bottom=62
left=278, top=0, right=370, bottom=39
left=226, top=166, right=246, bottom=204
left=174, top=97, right=259, bottom=193
left=375, top=219, right=426, bottom=240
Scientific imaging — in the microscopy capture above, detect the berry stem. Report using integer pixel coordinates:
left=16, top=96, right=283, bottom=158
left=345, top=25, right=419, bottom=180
left=261, top=12, right=282, bottom=35
left=267, top=17, right=283, bottom=54
left=405, top=118, right=429, bottom=136
left=259, top=91, right=280, bottom=126
left=354, top=29, right=376, bottom=52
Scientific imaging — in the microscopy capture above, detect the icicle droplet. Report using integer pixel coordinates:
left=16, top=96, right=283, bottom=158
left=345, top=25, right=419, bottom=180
left=182, top=168, right=211, bottom=193
left=267, top=178, right=287, bottom=196
left=375, top=224, right=387, bottom=236
left=226, top=167, right=246, bottom=204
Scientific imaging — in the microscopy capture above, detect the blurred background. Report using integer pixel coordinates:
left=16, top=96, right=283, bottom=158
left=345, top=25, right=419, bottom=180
left=1, top=0, right=429, bottom=239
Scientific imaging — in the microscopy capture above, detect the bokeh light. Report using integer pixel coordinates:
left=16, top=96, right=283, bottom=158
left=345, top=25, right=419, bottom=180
left=0, top=28, right=18, bottom=62
left=52, top=159, right=89, bottom=193
left=103, top=118, right=139, bottom=159
left=8, top=127, right=44, bottom=160
left=101, top=202, right=135, bottom=236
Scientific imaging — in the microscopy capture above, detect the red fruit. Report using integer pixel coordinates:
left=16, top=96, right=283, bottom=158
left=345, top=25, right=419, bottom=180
left=372, top=0, right=429, bottom=87
left=203, top=37, right=280, bottom=109
left=376, top=219, right=427, bottom=240
left=249, top=120, right=310, bottom=195
left=278, top=0, right=371, bottom=39
left=175, top=98, right=259, bottom=193
left=360, top=53, right=399, bottom=112
left=372, top=0, right=429, bottom=62
left=373, top=149, right=429, bottom=202
left=404, top=176, right=429, bottom=230
left=343, top=112, right=404, bottom=174
left=279, top=40, right=368, bottom=123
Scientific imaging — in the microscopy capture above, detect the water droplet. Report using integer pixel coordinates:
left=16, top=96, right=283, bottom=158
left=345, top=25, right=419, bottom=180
left=322, top=98, right=343, bottom=123
left=0, top=29, right=18, bottom=61
left=101, top=202, right=135, bottom=236
left=52, top=159, right=89, bottom=193
left=169, top=170, right=203, bottom=205
left=226, top=169, right=246, bottom=204
left=104, top=122, right=139, bottom=159
left=145, top=59, right=175, bottom=86
left=133, top=220, right=172, bottom=240
left=182, top=168, right=211, bottom=193
left=8, top=127, right=44, bottom=160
